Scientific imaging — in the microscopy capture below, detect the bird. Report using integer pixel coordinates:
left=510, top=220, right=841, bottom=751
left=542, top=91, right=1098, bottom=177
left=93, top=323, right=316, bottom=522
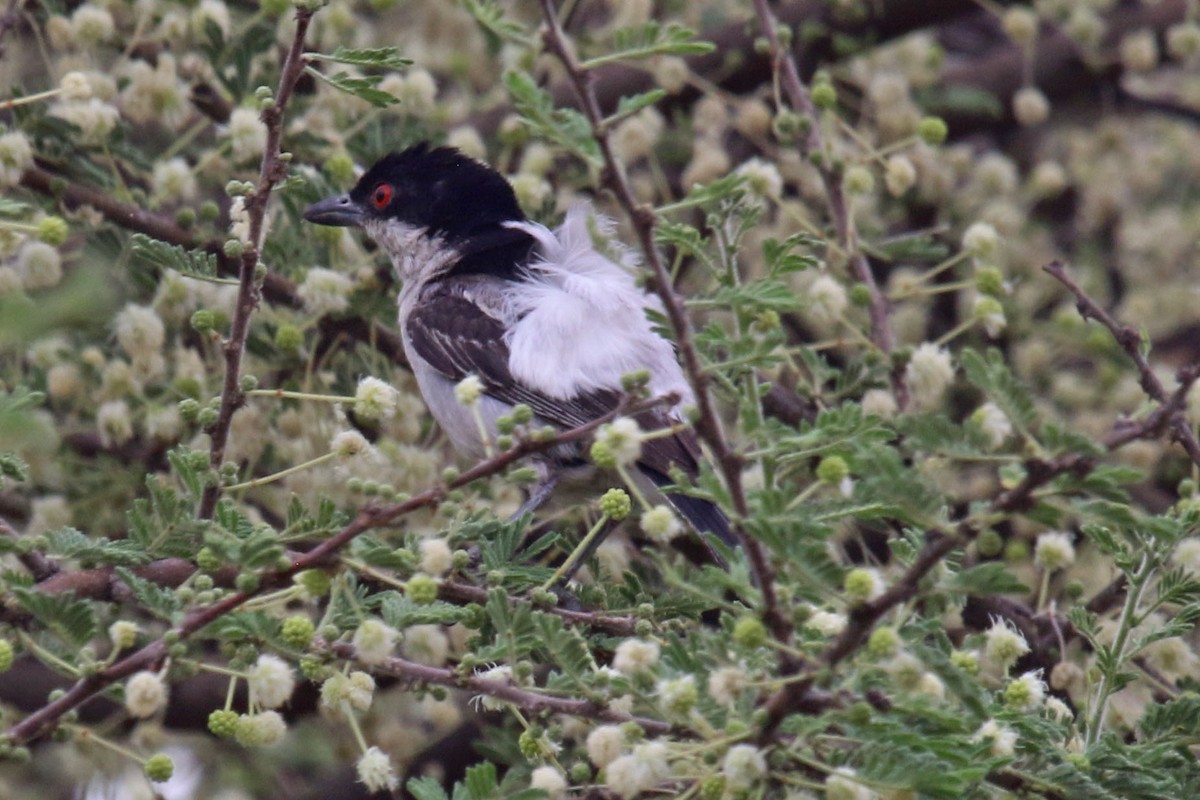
left=303, top=143, right=735, bottom=573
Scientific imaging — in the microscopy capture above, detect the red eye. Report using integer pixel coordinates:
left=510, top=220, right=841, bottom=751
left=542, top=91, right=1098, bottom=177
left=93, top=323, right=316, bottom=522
left=371, top=183, right=393, bottom=208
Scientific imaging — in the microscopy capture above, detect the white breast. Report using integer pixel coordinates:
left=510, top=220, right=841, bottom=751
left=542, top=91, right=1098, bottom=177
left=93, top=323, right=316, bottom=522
left=502, top=206, right=693, bottom=408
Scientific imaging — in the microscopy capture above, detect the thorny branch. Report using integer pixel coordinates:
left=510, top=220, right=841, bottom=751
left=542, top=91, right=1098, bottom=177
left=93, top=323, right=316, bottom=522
left=196, top=8, right=315, bottom=519
left=4, top=395, right=670, bottom=744
left=749, top=0, right=897, bottom=387
left=1044, top=260, right=1200, bottom=468
left=535, top=0, right=791, bottom=651
left=324, top=641, right=672, bottom=734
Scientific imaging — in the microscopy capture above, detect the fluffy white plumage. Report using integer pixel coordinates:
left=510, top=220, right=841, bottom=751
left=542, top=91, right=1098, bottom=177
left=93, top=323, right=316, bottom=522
left=503, top=206, right=693, bottom=405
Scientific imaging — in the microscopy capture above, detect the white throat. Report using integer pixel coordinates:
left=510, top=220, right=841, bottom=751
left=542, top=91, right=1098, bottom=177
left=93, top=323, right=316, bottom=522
left=363, top=218, right=458, bottom=285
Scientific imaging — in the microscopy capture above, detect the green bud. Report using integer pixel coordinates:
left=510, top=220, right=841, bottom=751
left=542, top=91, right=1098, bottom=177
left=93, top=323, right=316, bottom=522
left=917, top=116, right=949, bottom=145
left=178, top=398, right=200, bottom=421
left=849, top=283, right=872, bottom=306
left=260, top=0, right=289, bottom=15
left=699, top=776, right=726, bottom=800
left=569, top=762, right=592, bottom=784
left=235, top=572, right=260, bottom=594
left=531, top=588, right=557, bottom=607
left=950, top=650, right=979, bottom=674
left=975, top=265, right=1005, bottom=297
left=196, top=406, right=219, bottom=428
left=295, top=569, right=331, bottom=597
left=843, top=567, right=880, bottom=606
left=815, top=455, right=849, bottom=485
left=772, top=111, right=805, bottom=142
left=281, top=616, right=315, bottom=649
left=208, top=709, right=239, bottom=737
left=976, top=528, right=1004, bottom=557
left=191, top=309, right=217, bottom=334
left=732, top=616, right=768, bottom=648
left=200, top=201, right=220, bottom=222
left=195, top=547, right=220, bottom=572
left=866, top=626, right=900, bottom=658
left=175, top=208, right=197, bottom=229
left=37, top=216, right=69, bottom=245
left=590, top=440, right=617, bottom=469
left=599, top=488, right=632, bottom=520
left=844, top=164, right=875, bottom=195
left=144, top=753, right=174, bottom=782
left=239, top=374, right=258, bottom=393
left=223, top=239, right=245, bottom=258
left=274, top=323, right=303, bottom=352
left=406, top=574, right=439, bottom=604
left=1004, top=539, right=1030, bottom=563
left=811, top=81, right=837, bottom=109
left=846, top=701, right=872, bottom=725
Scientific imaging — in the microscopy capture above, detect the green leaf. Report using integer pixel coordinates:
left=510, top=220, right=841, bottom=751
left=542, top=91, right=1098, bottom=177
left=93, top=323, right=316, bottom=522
left=604, top=89, right=667, bottom=127
left=115, top=566, right=183, bottom=620
left=463, top=761, right=499, bottom=800
left=307, top=46, right=411, bottom=70
left=582, top=21, right=715, bottom=68
left=130, top=234, right=219, bottom=280
left=762, top=233, right=819, bottom=276
left=709, top=279, right=800, bottom=312
left=12, top=588, right=98, bottom=648
left=305, top=67, right=399, bottom=108
left=941, top=562, right=1028, bottom=595
left=380, top=592, right=467, bottom=628
left=44, top=528, right=149, bottom=567
left=458, top=0, right=530, bottom=50
left=959, top=348, right=1037, bottom=438
left=0, top=451, right=29, bottom=487
left=0, top=198, right=33, bottom=218
left=407, top=777, right=450, bottom=800
left=504, top=71, right=600, bottom=164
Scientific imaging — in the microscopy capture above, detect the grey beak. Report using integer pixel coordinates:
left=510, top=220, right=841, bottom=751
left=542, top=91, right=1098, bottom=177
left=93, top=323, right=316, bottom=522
left=303, top=193, right=364, bottom=227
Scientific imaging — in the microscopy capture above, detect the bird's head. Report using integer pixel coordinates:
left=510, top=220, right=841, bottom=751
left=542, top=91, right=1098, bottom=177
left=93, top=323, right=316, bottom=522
left=304, top=144, right=528, bottom=280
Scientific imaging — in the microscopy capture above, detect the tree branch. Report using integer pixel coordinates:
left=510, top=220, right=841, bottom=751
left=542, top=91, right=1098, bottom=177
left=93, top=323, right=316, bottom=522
left=5, top=394, right=669, bottom=744
left=535, top=0, right=790, bottom=649
left=749, top=0, right=896, bottom=378
left=324, top=640, right=671, bottom=734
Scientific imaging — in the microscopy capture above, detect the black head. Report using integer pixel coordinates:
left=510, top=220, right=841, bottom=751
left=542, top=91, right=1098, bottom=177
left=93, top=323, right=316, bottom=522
left=303, top=144, right=525, bottom=244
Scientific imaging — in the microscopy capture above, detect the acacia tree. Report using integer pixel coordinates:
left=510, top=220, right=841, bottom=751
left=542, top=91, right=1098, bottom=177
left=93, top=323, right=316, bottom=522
left=2, top=0, right=1200, bottom=798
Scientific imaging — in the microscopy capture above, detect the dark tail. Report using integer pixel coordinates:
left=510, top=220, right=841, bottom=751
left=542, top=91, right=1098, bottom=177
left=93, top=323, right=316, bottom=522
left=639, top=466, right=739, bottom=566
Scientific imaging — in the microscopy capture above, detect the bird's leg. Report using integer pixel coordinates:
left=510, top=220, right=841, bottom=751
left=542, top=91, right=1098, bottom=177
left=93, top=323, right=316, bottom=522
left=509, top=466, right=559, bottom=523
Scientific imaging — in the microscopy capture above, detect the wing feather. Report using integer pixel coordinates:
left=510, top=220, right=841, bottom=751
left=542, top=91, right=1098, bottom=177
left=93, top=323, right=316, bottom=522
left=406, top=279, right=621, bottom=430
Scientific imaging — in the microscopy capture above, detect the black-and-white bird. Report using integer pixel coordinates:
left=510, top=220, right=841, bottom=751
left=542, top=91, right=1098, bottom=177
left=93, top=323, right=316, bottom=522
left=304, top=143, right=734, bottom=565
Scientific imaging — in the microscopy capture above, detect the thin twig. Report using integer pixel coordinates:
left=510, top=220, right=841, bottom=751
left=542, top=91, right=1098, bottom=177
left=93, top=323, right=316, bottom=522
left=324, top=640, right=671, bottom=733
left=1043, top=260, right=1200, bottom=467
left=196, top=9, right=315, bottom=519
left=748, top=0, right=896, bottom=388
left=535, top=0, right=790, bottom=648
left=0, top=515, right=56, bottom=581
